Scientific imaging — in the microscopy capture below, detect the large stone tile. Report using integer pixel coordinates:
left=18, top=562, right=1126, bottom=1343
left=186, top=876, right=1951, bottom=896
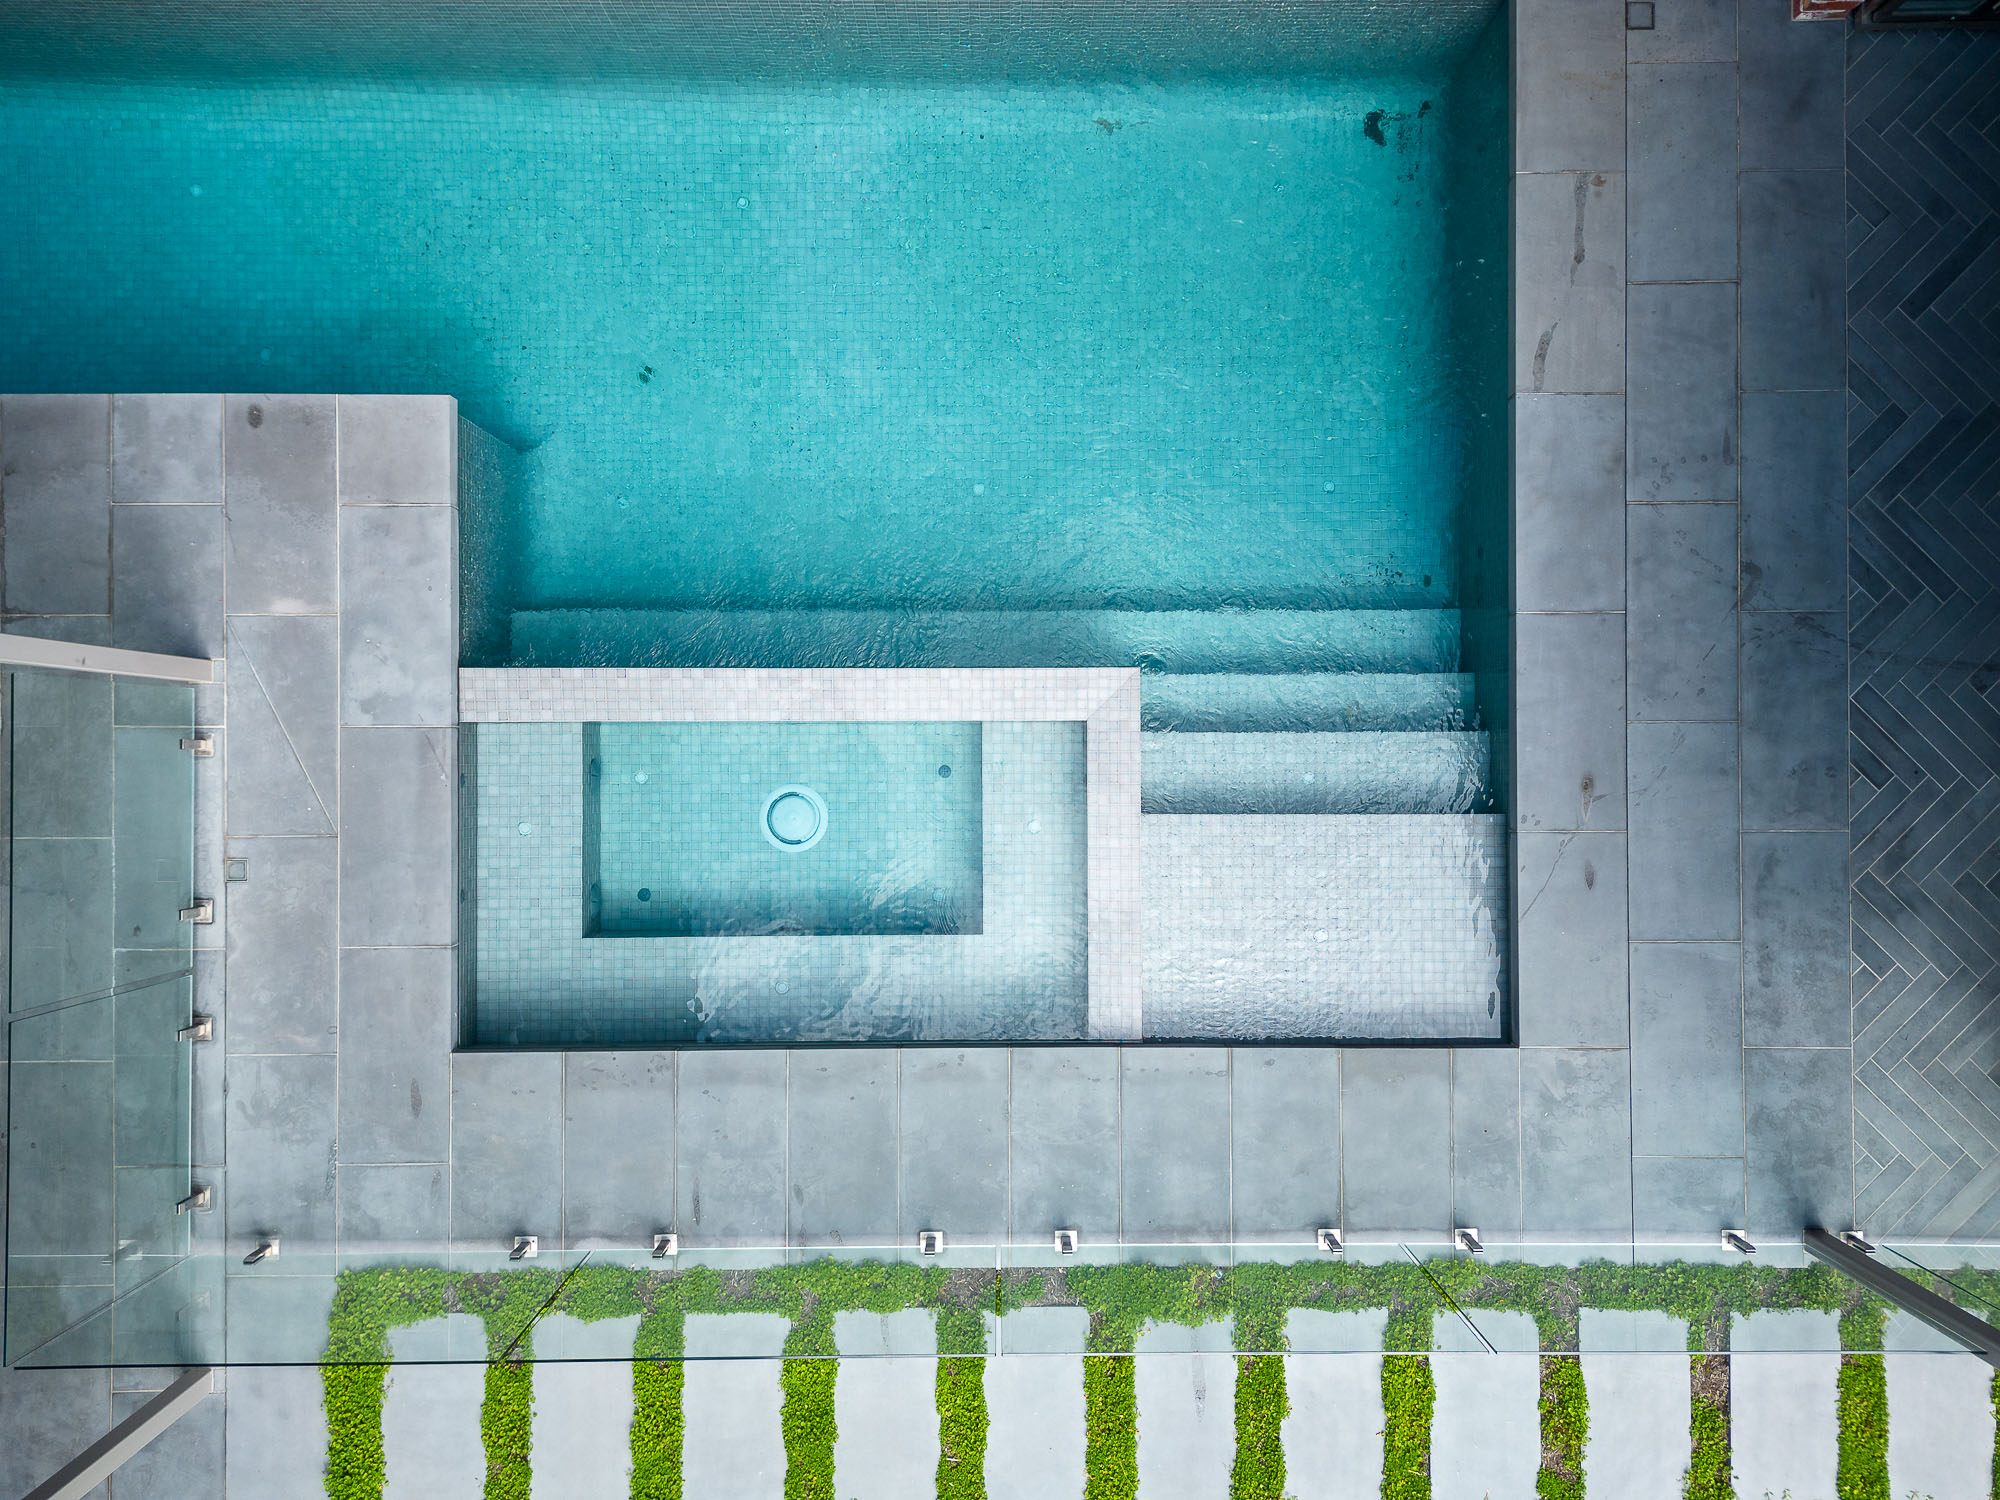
left=223, top=835, right=337, bottom=1054
left=10, top=837, right=114, bottom=1010
left=10, top=664, right=113, bottom=839
left=682, top=1329, right=785, bottom=1500
left=1742, top=171, right=1845, bottom=393
left=1516, top=394, right=1625, bottom=609
left=528, top=1338, right=636, bottom=1500
left=1431, top=1312, right=1540, bottom=1499
left=1283, top=1311, right=1388, bottom=1500
left=112, top=394, right=223, bottom=505
left=450, top=1053, right=562, bottom=1250
left=382, top=1359, right=483, bottom=1500
left=338, top=1162, right=449, bottom=1254
left=1629, top=721, right=1739, bottom=940
left=1741, top=611, right=1846, bottom=832
left=1515, top=612, right=1626, bottom=833
left=1579, top=1310, right=1691, bottom=1500
left=1514, top=175, right=1626, bottom=397
left=1739, top=0, right=1844, bottom=169
left=1731, top=1312, right=1839, bottom=1500
left=1627, top=282, right=1739, bottom=503
left=1341, top=1049, right=1449, bottom=1233
left=1452, top=1047, right=1522, bottom=1238
left=7, top=1061, right=113, bottom=1255
left=1741, top=391, right=1846, bottom=612
left=1133, top=1349, right=1235, bottom=1500
left=1885, top=1313, right=1996, bottom=1500
left=1231, top=1048, right=1340, bottom=1242
left=1009, top=1047, right=1119, bottom=1242
left=1518, top=831, right=1629, bottom=1046
left=1743, top=832, right=1850, bottom=1048
left=833, top=1354, right=940, bottom=1500
left=224, top=1364, right=326, bottom=1496
left=223, top=394, right=336, bottom=615
left=339, top=505, right=456, bottom=727
left=900, top=1048, right=1007, bottom=1244
left=337, top=394, right=456, bottom=506
left=107, top=1383, right=224, bottom=1500
left=335, top=945, right=453, bottom=1162
left=1514, top=0, right=1625, bottom=173
left=985, top=1347, right=1085, bottom=1500
left=1627, top=63, right=1738, bottom=283
left=1631, top=942, right=1744, bottom=1157
left=1627, top=501, right=1738, bottom=721
left=223, top=615, right=337, bottom=837
left=563, top=1051, right=674, bottom=1248
left=1632, top=1155, right=1744, bottom=1237
left=677, top=1050, right=788, bottom=1244
left=1627, top=0, right=1734, bottom=62
left=1122, top=1048, right=1230, bottom=1242
left=1745, top=1047, right=1851, bottom=1235
left=789, top=1050, right=897, bottom=1246
left=1, top=393, right=110, bottom=615
left=1521, top=1047, right=1632, bottom=1236
left=110, top=503, right=223, bottom=658
left=0, top=1367, right=110, bottom=1500
left=225, top=1053, right=337, bottom=1253
left=338, top=727, right=454, bottom=947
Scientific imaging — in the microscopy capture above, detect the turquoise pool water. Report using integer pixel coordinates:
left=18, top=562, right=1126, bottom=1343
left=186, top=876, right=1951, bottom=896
left=0, top=40, right=1500, bottom=643
left=588, top=722, right=985, bottom=937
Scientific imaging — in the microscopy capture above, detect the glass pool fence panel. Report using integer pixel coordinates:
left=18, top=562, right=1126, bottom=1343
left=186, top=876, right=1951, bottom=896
left=7, top=1236, right=1966, bottom=1366
left=5, top=666, right=199, bottom=1368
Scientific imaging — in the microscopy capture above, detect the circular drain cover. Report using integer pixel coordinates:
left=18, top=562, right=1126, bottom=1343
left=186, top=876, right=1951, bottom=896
left=762, top=785, right=828, bottom=851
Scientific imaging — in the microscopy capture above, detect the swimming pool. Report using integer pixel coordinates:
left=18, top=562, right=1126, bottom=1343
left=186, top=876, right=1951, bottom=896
left=2, top=0, right=1512, bottom=1046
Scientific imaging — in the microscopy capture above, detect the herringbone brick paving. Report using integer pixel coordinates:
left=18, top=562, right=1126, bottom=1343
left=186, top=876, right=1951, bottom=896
left=1848, top=27, right=2000, bottom=1239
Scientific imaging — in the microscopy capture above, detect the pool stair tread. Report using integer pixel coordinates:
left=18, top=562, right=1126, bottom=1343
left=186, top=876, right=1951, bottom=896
left=508, top=606, right=1463, bottom=675
left=1140, top=671, right=1476, bottom=733
left=1140, top=730, right=1492, bottom=815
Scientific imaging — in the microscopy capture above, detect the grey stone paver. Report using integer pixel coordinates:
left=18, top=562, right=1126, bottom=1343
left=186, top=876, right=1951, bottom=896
left=529, top=1314, right=638, bottom=1500
left=1884, top=1312, right=1994, bottom=1500
left=1431, top=1310, right=1538, bottom=1500
left=384, top=1317, right=487, bottom=1500
left=1133, top=1327, right=1235, bottom=1500
left=1282, top=1310, right=1386, bottom=1500
left=684, top=1315, right=791, bottom=1500
left=989, top=1310, right=1088, bottom=1500
left=1731, top=1310, right=1839, bottom=1500
left=223, top=1364, right=326, bottom=1498
left=1579, top=1309, right=1689, bottom=1500
left=831, top=1314, right=938, bottom=1500
left=986, top=1353, right=1085, bottom=1500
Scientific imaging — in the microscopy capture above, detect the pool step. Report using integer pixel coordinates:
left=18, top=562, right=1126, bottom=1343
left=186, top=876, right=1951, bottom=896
left=508, top=607, right=1462, bottom=675
left=1140, top=672, right=1476, bottom=733
left=1141, top=731, right=1492, bottom=814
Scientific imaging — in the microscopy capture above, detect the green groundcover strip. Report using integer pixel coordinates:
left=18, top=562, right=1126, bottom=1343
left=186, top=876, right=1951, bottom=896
left=320, top=1256, right=1914, bottom=1500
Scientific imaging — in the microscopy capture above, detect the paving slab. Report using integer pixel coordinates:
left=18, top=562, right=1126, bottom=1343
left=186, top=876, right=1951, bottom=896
left=223, top=1364, right=325, bottom=1499
left=988, top=1310, right=1089, bottom=1500
left=1731, top=1310, right=1839, bottom=1500
left=384, top=1317, right=487, bottom=1500
left=529, top=1314, right=639, bottom=1500
left=1884, top=1312, right=1994, bottom=1500
left=1579, top=1309, right=1689, bottom=1500
left=1431, top=1309, right=1539, bottom=1500
left=832, top=1329, right=939, bottom=1499
left=1283, top=1309, right=1387, bottom=1500
left=684, top=1314, right=792, bottom=1500
left=1133, top=1336, right=1236, bottom=1500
